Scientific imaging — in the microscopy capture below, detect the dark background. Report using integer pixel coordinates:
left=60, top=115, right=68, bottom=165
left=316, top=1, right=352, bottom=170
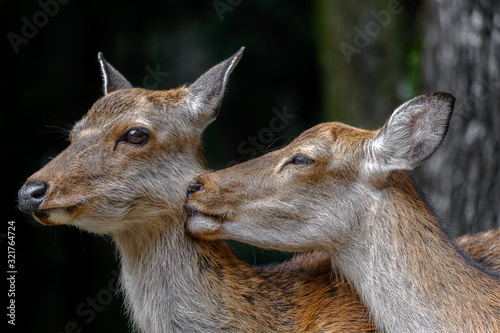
left=3, top=0, right=498, bottom=332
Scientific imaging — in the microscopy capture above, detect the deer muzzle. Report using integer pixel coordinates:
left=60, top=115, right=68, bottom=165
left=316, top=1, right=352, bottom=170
left=18, top=181, right=48, bottom=213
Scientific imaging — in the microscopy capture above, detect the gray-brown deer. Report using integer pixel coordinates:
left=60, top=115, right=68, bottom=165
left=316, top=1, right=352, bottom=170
left=186, top=92, right=500, bottom=333
left=18, top=49, right=381, bottom=332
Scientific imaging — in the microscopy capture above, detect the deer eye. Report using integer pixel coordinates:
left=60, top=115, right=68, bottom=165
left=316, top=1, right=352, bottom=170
left=282, top=154, right=314, bottom=170
left=290, top=155, right=314, bottom=165
left=120, top=128, right=149, bottom=145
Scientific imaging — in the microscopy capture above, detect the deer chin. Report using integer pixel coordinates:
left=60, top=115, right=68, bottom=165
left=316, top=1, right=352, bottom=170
left=33, top=201, right=87, bottom=226
left=185, top=210, right=224, bottom=240
left=33, top=207, right=77, bottom=226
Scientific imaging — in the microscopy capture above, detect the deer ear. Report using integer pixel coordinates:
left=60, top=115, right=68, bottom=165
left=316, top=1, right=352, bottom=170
left=368, top=92, right=455, bottom=173
left=98, top=52, right=133, bottom=95
left=187, top=47, right=244, bottom=125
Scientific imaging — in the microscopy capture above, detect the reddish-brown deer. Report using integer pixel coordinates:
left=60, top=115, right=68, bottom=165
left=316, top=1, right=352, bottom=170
left=186, top=92, right=500, bottom=333
left=456, top=230, right=500, bottom=272
left=18, top=49, right=383, bottom=332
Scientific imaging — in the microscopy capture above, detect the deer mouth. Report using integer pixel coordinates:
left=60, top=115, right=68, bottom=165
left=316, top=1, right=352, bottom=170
left=32, top=202, right=86, bottom=226
left=185, top=207, right=226, bottom=239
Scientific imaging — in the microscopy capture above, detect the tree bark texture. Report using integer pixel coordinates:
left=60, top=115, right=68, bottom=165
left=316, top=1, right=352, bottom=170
left=419, top=0, right=500, bottom=237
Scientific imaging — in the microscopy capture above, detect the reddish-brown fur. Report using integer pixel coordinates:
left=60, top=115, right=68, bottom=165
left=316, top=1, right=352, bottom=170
left=18, top=52, right=378, bottom=332
left=19, top=56, right=499, bottom=332
left=185, top=93, right=500, bottom=332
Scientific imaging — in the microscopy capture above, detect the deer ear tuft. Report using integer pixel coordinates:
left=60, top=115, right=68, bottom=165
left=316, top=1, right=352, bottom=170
left=98, top=52, right=133, bottom=95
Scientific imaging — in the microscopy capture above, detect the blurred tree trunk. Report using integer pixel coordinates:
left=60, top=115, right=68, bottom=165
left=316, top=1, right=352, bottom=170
left=418, top=0, right=500, bottom=237
left=313, top=0, right=422, bottom=128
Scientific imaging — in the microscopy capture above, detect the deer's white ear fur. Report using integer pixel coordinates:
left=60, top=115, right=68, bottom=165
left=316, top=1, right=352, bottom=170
left=366, top=92, right=455, bottom=174
left=98, top=52, right=133, bottom=95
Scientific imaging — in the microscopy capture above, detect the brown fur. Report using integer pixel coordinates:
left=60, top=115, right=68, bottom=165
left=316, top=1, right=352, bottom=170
left=185, top=93, right=500, bottom=332
left=454, top=230, right=500, bottom=273
left=19, top=55, right=377, bottom=332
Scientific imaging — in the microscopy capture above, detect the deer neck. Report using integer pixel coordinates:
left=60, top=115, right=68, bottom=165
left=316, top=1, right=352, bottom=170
left=113, top=210, right=245, bottom=332
left=107, top=157, right=285, bottom=332
left=109, top=154, right=240, bottom=332
left=333, top=172, right=499, bottom=333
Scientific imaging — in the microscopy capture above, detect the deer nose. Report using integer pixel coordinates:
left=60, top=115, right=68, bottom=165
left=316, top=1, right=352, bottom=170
left=186, top=181, right=204, bottom=199
left=18, top=181, right=49, bottom=212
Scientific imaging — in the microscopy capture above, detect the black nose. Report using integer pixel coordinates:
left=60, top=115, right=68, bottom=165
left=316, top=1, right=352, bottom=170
left=18, top=181, right=49, bottom=212
left=186, top=181, right=204, bottom=199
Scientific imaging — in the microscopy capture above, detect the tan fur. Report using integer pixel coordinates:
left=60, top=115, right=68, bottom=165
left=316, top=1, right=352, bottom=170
left=186, top=93, right=500, bottom=332
left=19, top=55, right=378, bottom=332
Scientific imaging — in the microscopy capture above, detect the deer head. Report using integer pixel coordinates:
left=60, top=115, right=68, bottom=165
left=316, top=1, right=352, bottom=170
left=18, top=48, right=244, bottom=235
left=185, top=92, right=455, bottom=252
